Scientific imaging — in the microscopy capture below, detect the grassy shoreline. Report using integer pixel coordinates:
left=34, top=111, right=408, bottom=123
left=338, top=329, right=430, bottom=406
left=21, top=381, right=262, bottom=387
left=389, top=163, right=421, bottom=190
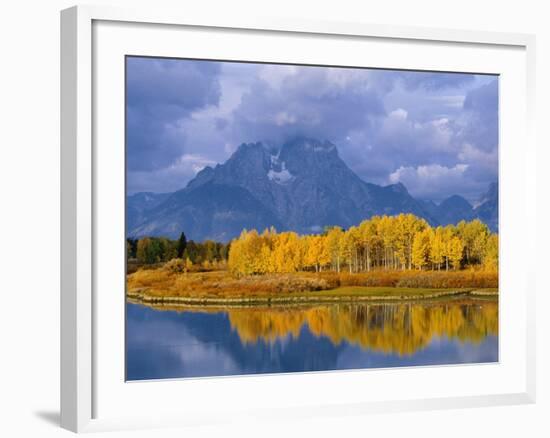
left=126, top=267, right=498, bottom=307
left=127, top=286, right=498, bottom=307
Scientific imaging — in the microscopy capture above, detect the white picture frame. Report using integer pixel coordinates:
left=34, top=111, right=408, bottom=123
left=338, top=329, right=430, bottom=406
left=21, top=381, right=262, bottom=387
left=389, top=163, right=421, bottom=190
left=60, top=4, right=537, bottom=433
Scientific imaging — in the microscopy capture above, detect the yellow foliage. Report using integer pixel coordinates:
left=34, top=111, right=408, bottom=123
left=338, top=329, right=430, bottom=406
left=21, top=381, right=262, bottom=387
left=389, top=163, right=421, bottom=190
left=227, top=300, right=498, bottom=355
left=483, top=234, right=499, bottom=271
left=226, top=215, right=497, bottom=277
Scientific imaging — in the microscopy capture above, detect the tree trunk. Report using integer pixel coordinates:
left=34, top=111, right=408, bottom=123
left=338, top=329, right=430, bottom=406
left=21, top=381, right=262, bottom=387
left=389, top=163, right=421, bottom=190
left=367, top=246, right=370, bottom=272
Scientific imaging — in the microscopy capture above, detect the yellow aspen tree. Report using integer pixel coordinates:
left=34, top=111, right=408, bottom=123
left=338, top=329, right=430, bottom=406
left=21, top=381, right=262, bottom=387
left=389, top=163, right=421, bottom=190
left=405, top=214, right=427, bottom=269
left=412, top=228, right=432, bottom=270
left=393, top=215, right=408, bottom=270
left=482, top=234, right=499, bottom=271
left=442, top=225, right=455, bottom=271
left=304, top=235, right=327, bottom=272
left=430, top=227, right=445, bottom=271
left=270, top=233, right=284, bottom=272
left=302, top=235, right=314, bottom=271
left=448, top=236, right=464, bottom=270
left=326, top=227, right=344, bottom=272
left=457, top=219, right=489, bottom=266
left=258, top=244, right=273, bottom=273
left=269, top=232, right=301, bottom=272
left=227, top=232, right=244, bottom=275
left=470, top=220, right=489, bottom=265
left=342, top=226, right=359, bottom=273
left=377, top=216, right=394, bottom=270
left=245, top=230, right=264, bottom=274
left=316, top=234, right=331, bottom=271
left=359, top=217, right=381, bottom=271
left=228, top=229, right=263, bottom=275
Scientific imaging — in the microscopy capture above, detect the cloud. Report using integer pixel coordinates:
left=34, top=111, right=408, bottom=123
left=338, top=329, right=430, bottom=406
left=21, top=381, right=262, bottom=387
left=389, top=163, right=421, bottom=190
left=388, top=163, right=487, bottom=202
left=127, top=153, right=216, bottom=194
left=454, top=79, right=499, bottom=152
left=366, top=70, right=476, bottom=94
left=126, top=57, right=222, bottom=172
left=229, top=65, right=386, bottom=145
left=340, top=107, right=457, bottom=184
left=397, top=71, right=476, bottom=91
left=125, top=58, right=498, bottom=201
left=389, top=108, right=408, bottom=120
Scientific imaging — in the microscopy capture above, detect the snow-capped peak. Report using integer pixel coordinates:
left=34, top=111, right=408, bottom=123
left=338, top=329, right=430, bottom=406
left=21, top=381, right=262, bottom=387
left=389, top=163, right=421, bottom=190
left=267, top=156, right=295, bottom=185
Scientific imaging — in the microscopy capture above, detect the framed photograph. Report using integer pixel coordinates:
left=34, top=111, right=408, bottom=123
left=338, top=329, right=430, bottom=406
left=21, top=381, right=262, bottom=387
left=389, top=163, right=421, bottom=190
left=61, top=5, right=536, bottom=433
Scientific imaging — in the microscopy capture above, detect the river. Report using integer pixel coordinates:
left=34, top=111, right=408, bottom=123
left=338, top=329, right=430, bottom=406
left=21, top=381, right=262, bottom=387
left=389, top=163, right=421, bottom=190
left=126, top=299, right=498, bottom=380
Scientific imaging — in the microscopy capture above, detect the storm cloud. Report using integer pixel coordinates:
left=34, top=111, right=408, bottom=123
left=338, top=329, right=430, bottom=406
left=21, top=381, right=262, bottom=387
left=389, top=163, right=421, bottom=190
left=126, top=57, right=222, bottom=171
left=126, top=57, right=498, bottom=203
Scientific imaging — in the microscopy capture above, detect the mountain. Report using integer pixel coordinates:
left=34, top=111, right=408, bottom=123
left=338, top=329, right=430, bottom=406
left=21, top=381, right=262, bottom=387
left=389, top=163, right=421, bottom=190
left=473, top=182, right=498, bottom=232
left=128, top=138, right=438, bottom=241
left=127, top=138, right=498, bottom=240
left=431, top=195, right=474, bottom=226
left=128, top=182, right=283, bottom=242
left=419, top=185, right=497, bottom=232
left=126, top=192, right=171, bottom=231
left=418, top=199, right=439, bottom=219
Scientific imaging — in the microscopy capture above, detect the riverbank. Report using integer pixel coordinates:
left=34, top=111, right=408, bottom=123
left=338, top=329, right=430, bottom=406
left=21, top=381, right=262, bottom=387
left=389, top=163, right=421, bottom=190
left=128, top=266, right=497, bottom=294
left=126, top=267, right=498, bottom=307
left=127, top=285, right=498, bottom=307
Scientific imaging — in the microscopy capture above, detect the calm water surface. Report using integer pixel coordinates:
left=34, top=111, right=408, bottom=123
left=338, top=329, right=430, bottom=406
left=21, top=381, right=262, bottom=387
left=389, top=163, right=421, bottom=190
left=126, top=299, right=498, bottom=380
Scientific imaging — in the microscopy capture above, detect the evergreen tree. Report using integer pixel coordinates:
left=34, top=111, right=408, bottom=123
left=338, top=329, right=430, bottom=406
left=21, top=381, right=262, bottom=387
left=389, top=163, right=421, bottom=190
left=177, top=231, right=187, bottom=259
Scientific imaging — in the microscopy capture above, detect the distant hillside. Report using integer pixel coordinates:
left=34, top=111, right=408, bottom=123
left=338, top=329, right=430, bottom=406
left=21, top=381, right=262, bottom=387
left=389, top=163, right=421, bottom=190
left=473, top=182, right=498, bottom=232
left=126, top=192, right=171, bottom=232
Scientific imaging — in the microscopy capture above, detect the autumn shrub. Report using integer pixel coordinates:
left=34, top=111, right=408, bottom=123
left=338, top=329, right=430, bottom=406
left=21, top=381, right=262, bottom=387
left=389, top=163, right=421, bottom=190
left=163, top=258, right=186, bottom=274
left=127, top=268, right=173, bottom=290
left=127, top=266, right=498, bottom=299
left=395, top=270, right=498, bottom=289
left=337, top=271, right=401, bottom=287
left=149, top=272, right=334, bottom=297
left=319, top=269, right=498, bottom=289
left=226, top=274, right=331, bottom=294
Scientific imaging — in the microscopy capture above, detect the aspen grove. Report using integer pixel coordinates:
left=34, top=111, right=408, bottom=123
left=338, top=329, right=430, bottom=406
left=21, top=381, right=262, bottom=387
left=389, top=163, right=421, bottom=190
left=228, top=214, right=498, bottom=276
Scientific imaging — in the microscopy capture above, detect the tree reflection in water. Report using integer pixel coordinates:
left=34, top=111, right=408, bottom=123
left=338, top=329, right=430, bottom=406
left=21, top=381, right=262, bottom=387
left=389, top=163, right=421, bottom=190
left=228, top=300, right=497, bottom=355
left=146, top=299, right=498, bottom=356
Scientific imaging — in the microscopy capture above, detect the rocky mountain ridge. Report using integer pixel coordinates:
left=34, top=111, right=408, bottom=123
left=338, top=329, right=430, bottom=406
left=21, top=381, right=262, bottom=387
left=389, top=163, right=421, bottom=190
left=128, top=138, right=498, bottom=240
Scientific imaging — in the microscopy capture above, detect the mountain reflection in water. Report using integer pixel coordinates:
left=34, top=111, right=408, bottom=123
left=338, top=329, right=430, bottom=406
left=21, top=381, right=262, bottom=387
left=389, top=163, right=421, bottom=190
left=126, top=299, right=498, bottom=381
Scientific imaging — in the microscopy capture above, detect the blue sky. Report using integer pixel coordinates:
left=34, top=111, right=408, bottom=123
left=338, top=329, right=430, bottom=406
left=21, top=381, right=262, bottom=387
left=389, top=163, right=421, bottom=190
left=126, top=56, right=498, bottom=203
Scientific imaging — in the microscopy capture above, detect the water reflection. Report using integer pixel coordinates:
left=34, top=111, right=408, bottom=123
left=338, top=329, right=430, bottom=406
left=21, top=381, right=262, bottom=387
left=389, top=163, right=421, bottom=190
left=227, top=301, right=498, bottom=355
left=126, top=299, right=498, bottom=380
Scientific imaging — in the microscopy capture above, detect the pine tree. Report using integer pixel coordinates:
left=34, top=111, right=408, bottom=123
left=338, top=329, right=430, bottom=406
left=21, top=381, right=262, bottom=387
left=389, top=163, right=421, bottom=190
left=177, top=232, right=187, bottom=259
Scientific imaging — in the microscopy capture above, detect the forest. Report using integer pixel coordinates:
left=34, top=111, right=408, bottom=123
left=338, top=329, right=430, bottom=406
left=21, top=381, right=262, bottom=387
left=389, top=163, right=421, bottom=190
left=128, top=214, right=498, bottom=275
left=227, top=214, right=498, bottom=276
left=127, top=234, right=230, bottom=268
left=126, top=214, right=498, bottom=301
